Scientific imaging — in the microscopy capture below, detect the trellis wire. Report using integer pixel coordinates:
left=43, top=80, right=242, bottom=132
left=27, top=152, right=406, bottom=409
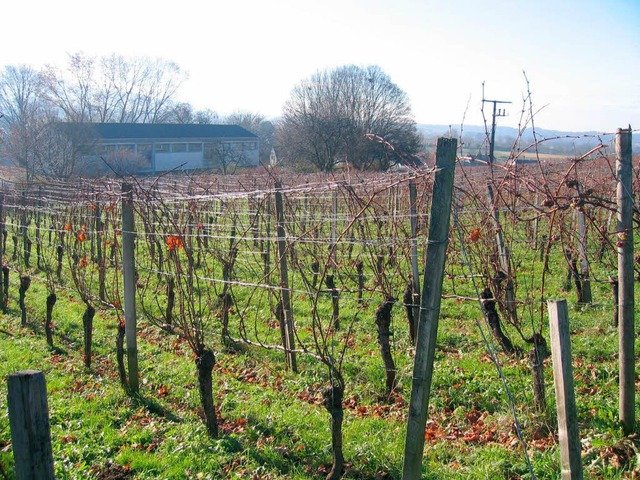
left=452, top=196, right=537, bottom=479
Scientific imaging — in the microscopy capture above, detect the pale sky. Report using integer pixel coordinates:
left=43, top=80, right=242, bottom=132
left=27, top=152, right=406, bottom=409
left=3, top=0, right=639, bottom=132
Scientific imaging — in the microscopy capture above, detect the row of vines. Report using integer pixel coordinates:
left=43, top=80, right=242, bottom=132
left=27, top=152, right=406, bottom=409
left=0, top=131, right=637, bottom=478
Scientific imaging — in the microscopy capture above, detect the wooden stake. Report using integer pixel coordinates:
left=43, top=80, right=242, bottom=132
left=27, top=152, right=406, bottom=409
left=122, top=183, right=139, bottom=394
left=408, top=177, right=420, bottom=340
left=575, top=183, right=592, bottom=303
left=615, top=127, right=635, bottom=434
left=402, top=137, right=457, bottom=479
left=0, top=192, right=5, bottom=312
left=274, top=181, right=297, bottom=372
left=330, top=189, right=338, bottom=267
left=7, top=370, right=55, bottom=480
left=548, top=300, right=584, bottom=480
left=487, top=183, right=518, bottom=323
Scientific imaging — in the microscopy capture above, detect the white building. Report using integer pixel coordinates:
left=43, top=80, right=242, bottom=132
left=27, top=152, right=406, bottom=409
left=67, top=123, right=259, bottom=175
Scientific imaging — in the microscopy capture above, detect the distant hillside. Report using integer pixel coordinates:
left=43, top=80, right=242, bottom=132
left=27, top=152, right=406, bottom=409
left=417, top=124, right=638, bottom=157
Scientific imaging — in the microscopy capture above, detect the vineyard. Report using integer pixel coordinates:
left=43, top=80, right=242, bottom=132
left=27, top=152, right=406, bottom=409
left=0, top=132, right=638, bottom=479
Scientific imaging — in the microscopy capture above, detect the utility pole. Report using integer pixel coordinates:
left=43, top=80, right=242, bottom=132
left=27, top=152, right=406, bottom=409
left=483, top=96, right=511, bottom=164
left=482, top=88, right=517, bottom=327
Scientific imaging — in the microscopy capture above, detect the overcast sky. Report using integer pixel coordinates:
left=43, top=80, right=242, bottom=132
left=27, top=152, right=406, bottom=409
left=3, top=0, right=638, bottom=132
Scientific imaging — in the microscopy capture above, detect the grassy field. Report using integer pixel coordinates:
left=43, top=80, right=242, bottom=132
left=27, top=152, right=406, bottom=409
left=0, top=269, right=637, bottom=479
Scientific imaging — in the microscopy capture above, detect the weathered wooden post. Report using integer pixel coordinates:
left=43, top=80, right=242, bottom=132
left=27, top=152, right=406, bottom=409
left=615, top=127, right=634, bottom=435
left=408, top=177, right=420, bottom=343
left=402, top=137, right=456, bottom=479
left=548, top=300, right=583, bottom=479
left=263, top=193, right=272, bottom=281
left=274, top=181, right=297, bottom=372
left=574, top=182, right=592, bottom=303
left=487, top=182, right=518, bottom=324
left=301, top=191, right=308, bottom=232
left=249, top=194, right=260, bottom=247
left=95, top=202, right=106, bottom=302
left=122, top=183, right=139, bottom=394
left=0, top=192, right=5, bottom=312
left=21, top=191, right=29, bottom=268
left=7, top=370, right=55, bottom=480
left=330, top=188, right=338, bottom=267
left=35, top=187, right=43, bottom=270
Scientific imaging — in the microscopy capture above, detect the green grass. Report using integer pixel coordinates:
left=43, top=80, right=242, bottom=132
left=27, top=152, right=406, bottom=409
left=1, top=269, right=638, bottom=479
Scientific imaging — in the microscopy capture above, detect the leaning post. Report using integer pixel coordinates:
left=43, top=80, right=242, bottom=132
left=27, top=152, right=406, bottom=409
left=402, top=137, right=457, bottom=479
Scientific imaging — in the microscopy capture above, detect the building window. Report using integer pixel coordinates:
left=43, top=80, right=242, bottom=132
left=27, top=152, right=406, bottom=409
left=223, top=142, right=241, bottom=151
left=171, top=143, right=187, bottom=153
left=243, top=141, right=257, bottom=150
left=203, top=143, right=215, bottom=160
left=155, top=143, right=170, bottom=153
left=137, top=144, right=152, bottom=159
left=118, top=144, right=135, bottom=152
left=100, top=144, right=117, bottom=153
left=188, top=143, right=202, bottom=152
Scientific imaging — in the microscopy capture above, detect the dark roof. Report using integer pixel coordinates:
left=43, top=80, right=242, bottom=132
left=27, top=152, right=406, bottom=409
left=63, top=123, right=257, bottom=140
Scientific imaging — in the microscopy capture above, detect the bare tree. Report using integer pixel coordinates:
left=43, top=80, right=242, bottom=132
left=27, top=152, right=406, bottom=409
left=224, top=111, right=275, bottom=165
left=1, top=54, right=189, bottom=178
left=32, top=120, right=80, bottom=178
left=193, top=108, right=219, bottom=125
left=278, top=65, right=422, bottom=172
left=166, top=102, right=219, bottom=124
left=257, top=119, right=276, bottom=165
left=204, top=140, right=251, bottom=174
left=41, top=53, right=187, bottom=124
left=41, top=53, right=97, bottom=122
left=224, top=111, right=264, bottom=132
left=103, top=54, right=186, bottom=123
left=0, top=64, right=48, bottom=181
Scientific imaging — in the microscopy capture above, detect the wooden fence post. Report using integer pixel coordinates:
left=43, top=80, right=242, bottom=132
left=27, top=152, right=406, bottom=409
left=548, top=300, right=583, bottom=479
left=402, top=137, right=457, bottom=479
left=408, top=177, right=421, bottom=338
left=35, top=187, right=42, bottom=270
left=330, top=189, right=338, bottom=267
left=7, top=370, right=55, bottom=480
left=274, top=181, right=298, bottom=373
left=95, top=202, right=106, bottom=302
left=0, top=192, right=5, bottom=312
left=263, top=194, right=272, bottom=282
left=487, top=182, right=518, bottom=324
left=575, top=182, right=592, bottom=303
left=302, top=190, right=308, bottom=232
left=21, top=191, right=29, bottom=268
left=615, top=127, right=634, bottom=435
left=122, top=183, right=139, bottom=395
